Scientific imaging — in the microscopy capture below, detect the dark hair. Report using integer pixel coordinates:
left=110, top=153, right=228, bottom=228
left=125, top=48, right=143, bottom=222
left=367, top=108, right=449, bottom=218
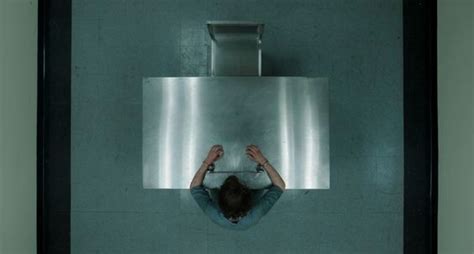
left=218, top=175, right=252, bottom=220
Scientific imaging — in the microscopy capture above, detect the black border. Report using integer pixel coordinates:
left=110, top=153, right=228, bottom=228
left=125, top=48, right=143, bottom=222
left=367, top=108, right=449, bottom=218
left=37, top=0, right=438, bottom=253
left=37, top=0, right=45, bottom=252
left=37, top=0, right=72, bottom=253
left=403, top=0, right=438, bottom=253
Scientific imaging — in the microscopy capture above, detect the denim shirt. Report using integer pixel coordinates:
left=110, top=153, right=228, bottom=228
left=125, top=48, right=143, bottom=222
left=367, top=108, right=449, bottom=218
left=190, top=185, right=284, bottom=230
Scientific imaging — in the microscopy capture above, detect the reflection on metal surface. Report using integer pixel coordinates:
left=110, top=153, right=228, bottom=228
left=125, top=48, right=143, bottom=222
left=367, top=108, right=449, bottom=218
left=143, top=77, right=329, bottom=189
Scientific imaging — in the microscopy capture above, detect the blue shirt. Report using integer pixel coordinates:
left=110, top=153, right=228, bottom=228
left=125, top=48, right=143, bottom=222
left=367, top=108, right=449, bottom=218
left=190, top=185, right=284, bottom=230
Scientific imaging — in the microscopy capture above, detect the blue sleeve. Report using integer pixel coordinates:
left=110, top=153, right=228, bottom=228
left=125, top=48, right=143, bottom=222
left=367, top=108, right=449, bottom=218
left=250, top=185, right=284, bottom=218
left=191, top=185, right=212, bottom=212
left=190, top=185, right=219, bottom=215
left=190, top=185, right=233, bottom=228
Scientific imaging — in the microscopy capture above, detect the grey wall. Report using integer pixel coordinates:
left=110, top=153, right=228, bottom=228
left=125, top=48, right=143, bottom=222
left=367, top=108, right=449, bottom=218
left=438, top=0, right=474, bottom=253
left=72, top=0, right=403, bottom=253
left=0, top=0, right=37, bottom=253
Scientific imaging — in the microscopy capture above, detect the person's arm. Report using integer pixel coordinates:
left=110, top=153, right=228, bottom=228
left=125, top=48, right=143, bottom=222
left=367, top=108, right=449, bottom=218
left=244, top=145, right=285, bottom=221
left=189, top=162, right=211, bottom=188
left=245, top=144, right=286, bottom=190
left=190, top=144, right=224, bottom=188
left=260, top=161, right=285, bottom=191
left=250, top=185, right=284, bottom=218
left=189, top=145, right=225, bottom=222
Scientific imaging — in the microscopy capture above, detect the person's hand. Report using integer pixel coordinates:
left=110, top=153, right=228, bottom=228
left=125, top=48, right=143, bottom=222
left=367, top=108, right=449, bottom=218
left=204, top=145, right=224, bottom=165
left=246, top=144, right=267, bottom=165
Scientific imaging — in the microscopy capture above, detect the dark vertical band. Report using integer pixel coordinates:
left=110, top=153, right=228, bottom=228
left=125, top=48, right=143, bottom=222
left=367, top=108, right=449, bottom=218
left=403, top=0, right=438, bottom=253
left=37, top=0, right=72, bottom=253
left=37, top=0, right=45, bottom=252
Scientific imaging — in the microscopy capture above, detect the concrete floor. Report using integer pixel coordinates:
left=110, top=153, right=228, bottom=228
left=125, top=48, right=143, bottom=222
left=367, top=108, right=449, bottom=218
left=71, top=0, right=403, bottom=253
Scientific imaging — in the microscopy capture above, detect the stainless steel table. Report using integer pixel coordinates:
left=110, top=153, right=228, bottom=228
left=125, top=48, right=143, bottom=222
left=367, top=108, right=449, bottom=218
left=143, top=77, right=329, bottom=189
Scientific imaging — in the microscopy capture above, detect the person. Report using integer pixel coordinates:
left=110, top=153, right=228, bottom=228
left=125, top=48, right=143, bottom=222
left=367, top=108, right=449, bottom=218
left=189, top=144, right=286, bottom=230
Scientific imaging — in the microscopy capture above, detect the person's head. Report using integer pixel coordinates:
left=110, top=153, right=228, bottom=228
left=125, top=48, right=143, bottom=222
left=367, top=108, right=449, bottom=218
left=218, top=175, right=252, bottom=221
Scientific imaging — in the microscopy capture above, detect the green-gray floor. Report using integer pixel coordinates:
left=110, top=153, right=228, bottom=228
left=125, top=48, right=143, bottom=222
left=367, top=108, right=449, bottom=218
left=71, top=0, right=403, bottom=253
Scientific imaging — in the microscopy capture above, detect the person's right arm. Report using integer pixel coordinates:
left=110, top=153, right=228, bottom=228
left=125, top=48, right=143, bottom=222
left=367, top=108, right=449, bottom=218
left=245, top=145, right=286, bottom=190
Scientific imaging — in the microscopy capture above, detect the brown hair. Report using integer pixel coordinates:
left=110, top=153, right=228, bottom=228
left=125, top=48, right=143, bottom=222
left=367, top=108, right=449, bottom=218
left=218, top=175, right=252, bottom=220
